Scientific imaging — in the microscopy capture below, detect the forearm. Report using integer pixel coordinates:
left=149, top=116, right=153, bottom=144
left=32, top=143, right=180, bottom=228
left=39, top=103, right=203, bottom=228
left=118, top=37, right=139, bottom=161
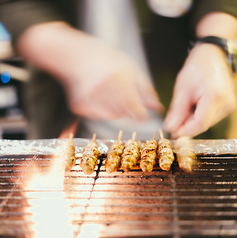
left=16, top=22, right=77, bottom=81
left=192, top=12, right=237, bottom=77
left=196, top=12, right=237, bottom=40
left=16, top=21, right=105, bottom=86
left=16, top=21, right=162, bottom=121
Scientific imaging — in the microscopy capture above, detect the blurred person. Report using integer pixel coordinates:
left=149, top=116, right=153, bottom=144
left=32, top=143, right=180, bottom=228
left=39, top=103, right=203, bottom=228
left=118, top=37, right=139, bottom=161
left=0, top=22, right=13, bottom=59
left=0, top=0, right=237, bottom=140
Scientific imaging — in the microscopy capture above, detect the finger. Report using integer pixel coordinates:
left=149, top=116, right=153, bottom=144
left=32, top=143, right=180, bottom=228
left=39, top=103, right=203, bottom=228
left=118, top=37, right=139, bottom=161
left=78, top=74, right=149, bottom=121
left=163, top=90, right=192, bottom=133
left=171, top=96, right=218, bottom=138
left=105, top=73, right=150, bottom=121
left=136, top=73, right=165, bottom=112
left=117, top=86, right=150, bottom=121
left=143, top=93, right=165, bottom=112
left=96, top=86, right=150, bottom=121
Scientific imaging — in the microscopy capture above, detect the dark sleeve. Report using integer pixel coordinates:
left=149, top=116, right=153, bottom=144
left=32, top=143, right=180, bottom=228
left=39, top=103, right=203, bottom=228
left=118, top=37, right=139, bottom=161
left=0, top=0, right=69, bottom=44
left=190, top=0, right=237, bottom=36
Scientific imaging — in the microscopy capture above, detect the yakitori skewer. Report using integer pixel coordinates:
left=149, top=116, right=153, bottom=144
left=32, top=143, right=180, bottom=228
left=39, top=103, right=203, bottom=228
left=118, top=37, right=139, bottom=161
left=105, top=130, right=125, bottom=173
left=140, top=132, right=158, bottom=172
left=174, top=136, right=196, bottom=173
left=80, top=133, right=101, bottom=175
left=60, top=133, right=76, bottom=171
left=157, top=128, right=175, bottom=171
left=121, top=132, right=140, bottom=172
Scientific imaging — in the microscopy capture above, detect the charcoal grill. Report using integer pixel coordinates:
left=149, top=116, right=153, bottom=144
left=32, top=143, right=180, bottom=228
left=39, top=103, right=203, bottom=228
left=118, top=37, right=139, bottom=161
left=0, top=139, right=236, bottom=238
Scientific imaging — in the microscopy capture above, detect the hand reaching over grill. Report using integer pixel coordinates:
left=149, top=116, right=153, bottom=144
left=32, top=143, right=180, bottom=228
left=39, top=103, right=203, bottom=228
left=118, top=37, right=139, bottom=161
left=17, top=22, right=164, bottom=122
left=164, top=43, right=236, bottom=138
left=164, top=12, right=237, bottom=138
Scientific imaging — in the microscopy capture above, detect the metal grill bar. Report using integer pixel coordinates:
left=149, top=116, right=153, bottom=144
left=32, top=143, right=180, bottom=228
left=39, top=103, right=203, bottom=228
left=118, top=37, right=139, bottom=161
left=0, top=155, right=236, bottom=237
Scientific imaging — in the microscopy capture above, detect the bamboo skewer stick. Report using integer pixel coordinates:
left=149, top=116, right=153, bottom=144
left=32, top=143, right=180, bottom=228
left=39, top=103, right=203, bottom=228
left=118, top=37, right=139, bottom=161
left=117, top=130, right=123, bottom=142
left=92, top=133, right=96, bottom=143
left=159, top=128, right=164, bottom=139
left=69, top=133, right=73, bottom=142
left=131, top=131, right=136, bottom=141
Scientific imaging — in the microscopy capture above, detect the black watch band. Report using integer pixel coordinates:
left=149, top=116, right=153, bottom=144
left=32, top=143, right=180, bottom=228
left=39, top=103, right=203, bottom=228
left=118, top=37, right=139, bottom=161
left=191, top=36, right=237, bottom=73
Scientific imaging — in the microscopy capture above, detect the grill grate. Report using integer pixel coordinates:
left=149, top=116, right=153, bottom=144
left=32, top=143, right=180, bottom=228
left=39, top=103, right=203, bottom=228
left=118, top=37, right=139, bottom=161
left=0, top=154, right=236, bottom=238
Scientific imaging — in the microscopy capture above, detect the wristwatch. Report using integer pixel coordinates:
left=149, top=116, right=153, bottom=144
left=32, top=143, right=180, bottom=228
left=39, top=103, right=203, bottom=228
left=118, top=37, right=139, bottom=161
left=191, top=36, right=237, bottom=73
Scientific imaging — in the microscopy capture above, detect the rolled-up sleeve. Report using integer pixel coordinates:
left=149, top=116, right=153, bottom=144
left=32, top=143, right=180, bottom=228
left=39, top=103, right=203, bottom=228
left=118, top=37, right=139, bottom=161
left=0, top=0, right=68, bottom=44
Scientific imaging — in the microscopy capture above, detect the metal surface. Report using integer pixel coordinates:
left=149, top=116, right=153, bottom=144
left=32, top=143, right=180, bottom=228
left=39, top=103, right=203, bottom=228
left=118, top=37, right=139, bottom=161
left=0, top=154, right=236, bottom=238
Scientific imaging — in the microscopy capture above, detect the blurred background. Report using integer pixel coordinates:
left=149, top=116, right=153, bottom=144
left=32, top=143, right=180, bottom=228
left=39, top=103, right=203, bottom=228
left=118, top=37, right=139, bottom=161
left=0, top=21, right=29, bottom=139
left=1, top=0, right=237, bottom=140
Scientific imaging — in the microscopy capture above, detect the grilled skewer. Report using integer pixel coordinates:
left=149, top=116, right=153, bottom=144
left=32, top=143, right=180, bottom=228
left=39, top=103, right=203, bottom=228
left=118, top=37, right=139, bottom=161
left=174, top=136, right=196, bottom=173
left=140, top=132, right=158, bottom=172
left=121, top=132, right=140, bottom=172
left=80, top=134, right=101, bottom=175
left=157, top=129, right=175, bottom=171
left=105, top=130, right=125, bottom=173
left=58, top=133, right=76, bottom=171
left=59, top=133, right=76, bottom=171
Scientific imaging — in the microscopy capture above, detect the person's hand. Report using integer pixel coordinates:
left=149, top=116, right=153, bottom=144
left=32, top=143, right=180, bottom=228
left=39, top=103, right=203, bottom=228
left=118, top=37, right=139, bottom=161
left=17, top=22, right=163, bottom=121
left=61, top=34, right=164, bottom=120
left=164, top=43, right=236, bottom=138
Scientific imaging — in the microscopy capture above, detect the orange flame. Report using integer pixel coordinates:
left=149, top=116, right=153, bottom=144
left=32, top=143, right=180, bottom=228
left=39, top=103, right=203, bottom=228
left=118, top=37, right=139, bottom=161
left=25, top=156, right=73, bottom=238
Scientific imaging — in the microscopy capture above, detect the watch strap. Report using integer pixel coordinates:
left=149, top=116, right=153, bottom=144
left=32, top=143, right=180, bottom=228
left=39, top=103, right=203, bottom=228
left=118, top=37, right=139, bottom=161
left=191, top=36, right=237, bottom=73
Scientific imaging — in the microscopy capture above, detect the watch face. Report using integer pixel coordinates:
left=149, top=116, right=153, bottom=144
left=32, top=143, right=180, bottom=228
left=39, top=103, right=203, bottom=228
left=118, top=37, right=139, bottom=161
left=147, top=0, right=193, bottom=18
